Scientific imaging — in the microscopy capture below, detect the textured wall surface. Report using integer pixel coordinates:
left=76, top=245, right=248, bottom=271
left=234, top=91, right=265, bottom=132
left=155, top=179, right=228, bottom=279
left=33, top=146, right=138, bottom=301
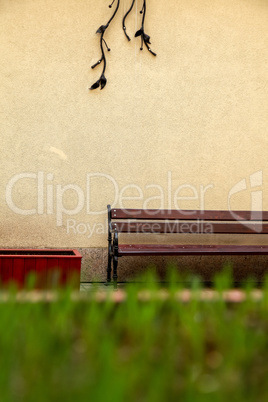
left=0, top=0, right=268, bottom=269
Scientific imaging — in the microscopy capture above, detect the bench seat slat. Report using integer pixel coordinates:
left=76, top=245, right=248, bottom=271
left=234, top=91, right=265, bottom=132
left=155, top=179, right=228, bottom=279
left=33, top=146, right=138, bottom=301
left=111, top=209, right=268, bottom=221
left=118, top=244, right=268, bottom=256
left=112, top=222, right=268, bottom=234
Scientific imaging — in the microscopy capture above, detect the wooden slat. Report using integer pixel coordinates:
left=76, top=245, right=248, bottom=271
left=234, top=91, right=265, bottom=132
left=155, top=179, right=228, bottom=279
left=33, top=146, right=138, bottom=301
left=1, top=258, right=13, bottom=286
left=59, top=258, right=70, bottom=286
left=24, top=258, right=36, bottom=286
left=111, top=209, right=268, bottom=221
left=13, top=258, right=25, bottom=289
left=68, top=257, right=81, bottom=288
left=112, top=221, right=268, bottom=234
left=35, top=258, right=47, bottom=289
left=118, top=244, right=268, bottom=256
left=47, top=258, right=60, bottom=288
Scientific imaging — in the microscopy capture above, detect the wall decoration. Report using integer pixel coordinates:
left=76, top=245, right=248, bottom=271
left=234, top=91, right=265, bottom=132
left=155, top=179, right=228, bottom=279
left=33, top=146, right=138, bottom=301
left=90, top=0, right=156, bottom=90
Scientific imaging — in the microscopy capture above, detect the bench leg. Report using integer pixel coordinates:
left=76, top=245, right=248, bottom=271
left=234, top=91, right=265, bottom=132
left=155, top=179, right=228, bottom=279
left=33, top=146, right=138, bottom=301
left=112, top=231, right=119, bottom=289
left=106, top=222, right=112, bottom=284
left=106, top=253, right=112, bottom=283
left=113, top=256, right=118, bottom=289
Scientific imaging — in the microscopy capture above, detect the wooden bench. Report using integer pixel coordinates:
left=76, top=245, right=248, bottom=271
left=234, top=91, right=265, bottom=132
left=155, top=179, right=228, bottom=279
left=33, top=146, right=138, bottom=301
left=107, top=205, right=268, bottom=284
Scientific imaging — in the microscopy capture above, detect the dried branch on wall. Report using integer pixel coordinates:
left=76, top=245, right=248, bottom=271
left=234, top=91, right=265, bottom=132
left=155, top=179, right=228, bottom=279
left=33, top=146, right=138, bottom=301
left=90, top=0, right=156, bottom=91
left=90, top=0, right=120, bottom=90
left=122, top=0, right=136, bottom=41
left=125, top=0, right=156, bottom=56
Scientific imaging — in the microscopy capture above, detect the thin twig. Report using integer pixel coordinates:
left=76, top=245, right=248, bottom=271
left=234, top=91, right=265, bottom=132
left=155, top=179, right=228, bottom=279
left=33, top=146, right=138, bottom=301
left=90, top=0, right=120, bottom=90
left=122, top=0, right=136, bottom=41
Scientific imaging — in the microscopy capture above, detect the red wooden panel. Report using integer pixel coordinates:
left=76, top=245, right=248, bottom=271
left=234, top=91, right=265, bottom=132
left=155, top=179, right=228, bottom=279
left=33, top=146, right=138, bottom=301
left=46, top=258, right=60, bottom=288
left=1, top=258, right=13, bottom=286
left=112, top=221, right=268, bottom=234
left=111, top=209, right=268, bottom=221
left=118, top=244, right=268, bottom=256
left=35, top=258, right=47, bottom=289
left=13, top=258, right=25, bottom=289
left=59, top=258, right=70, bottom=285
left=24, top=258, right=36, bottom=287
left=0, top=250, right=81, bottom=289
left=67, top=258, right=81, bottom=288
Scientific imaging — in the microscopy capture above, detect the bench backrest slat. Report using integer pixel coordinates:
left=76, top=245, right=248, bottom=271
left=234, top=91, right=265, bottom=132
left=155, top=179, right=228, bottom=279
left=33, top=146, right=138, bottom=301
left=111, top=221, right=268, bottom=234
left=111, top=209, right=268, bottom=221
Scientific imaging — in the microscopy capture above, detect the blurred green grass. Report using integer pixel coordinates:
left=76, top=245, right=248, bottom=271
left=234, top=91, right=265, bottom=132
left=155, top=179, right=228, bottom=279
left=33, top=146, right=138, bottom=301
left=0, top=268, right=268, bottom=402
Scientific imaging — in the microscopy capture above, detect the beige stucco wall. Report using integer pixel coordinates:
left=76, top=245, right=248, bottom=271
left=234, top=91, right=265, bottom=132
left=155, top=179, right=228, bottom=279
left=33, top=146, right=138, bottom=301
left=0, top=0, right=268, bottom=250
